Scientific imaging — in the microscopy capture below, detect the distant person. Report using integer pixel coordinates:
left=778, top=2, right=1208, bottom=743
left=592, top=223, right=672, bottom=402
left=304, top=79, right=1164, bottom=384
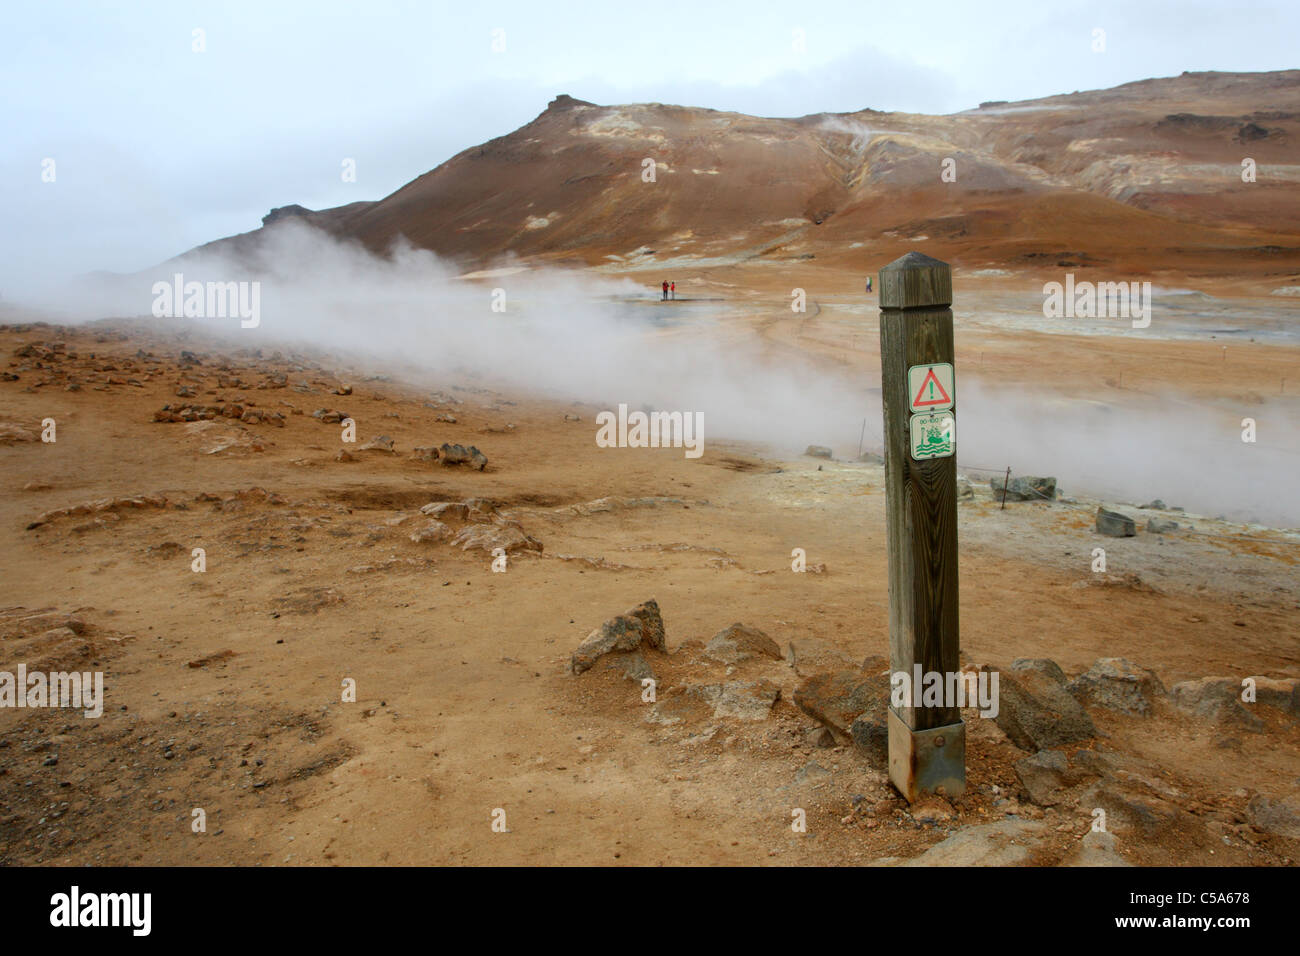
left=670, top=281, right=676, bottom=300
left=662, top=280, right=669, bottom=301
left=866, top=276, right=873, bottom=294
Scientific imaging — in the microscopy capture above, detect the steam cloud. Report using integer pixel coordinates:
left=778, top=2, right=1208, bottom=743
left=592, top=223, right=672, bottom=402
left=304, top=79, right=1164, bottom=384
left=14, top=220, right=1299, bottom=528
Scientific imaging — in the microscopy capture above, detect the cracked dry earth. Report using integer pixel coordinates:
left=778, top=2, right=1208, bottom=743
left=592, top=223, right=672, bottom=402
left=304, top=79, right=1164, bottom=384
left=1, top=319, right=1297, bottom=866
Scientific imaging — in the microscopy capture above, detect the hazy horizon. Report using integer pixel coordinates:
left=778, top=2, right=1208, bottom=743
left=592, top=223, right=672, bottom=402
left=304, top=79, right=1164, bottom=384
left=3, top=0, right=1298, bottom=294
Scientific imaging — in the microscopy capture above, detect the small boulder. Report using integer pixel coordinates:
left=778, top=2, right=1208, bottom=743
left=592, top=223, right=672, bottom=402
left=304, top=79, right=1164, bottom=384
left=1096, top=507, right=1136, bottom=537
left=440, top=443, right=488, bottom=471
left=686, top=679, right=781, bottom=720
left=1246, top=792, right=1300, bottom=839
left=1169, top=677, right=1263, bottom=731
left=704, top=623, right=782, bottom=665
left=901, top=820, right=1047, bottom=867
left=598, top=650, right=656, bottom=684
left=450, top=522, right=541, bottom=555
left=570, top=599, right=666, bottom=675
left=993, top=660, right=1098, bottom=751
left=1067, top=658, right=1165, bottom=716
left=849, top=710, right=889, bottom=762
left=804, top=445, right=833, bottom=459
left=358, top=435, right=396, bottom=453
left=409, top=520, right=452, bottom=544
left=1061, top=830, right=1133, bottom=867
left=1014, top=749, right=1089, bottom=806
left=991, top=475, right=1057, bottom=502
left=421, top=501, right=467, bottom=520
left=1146, top=518, right=1180, bottom=534
left=795, top=660, right=891, bottom=756
left=1245, top=676, right=1300, bottom=714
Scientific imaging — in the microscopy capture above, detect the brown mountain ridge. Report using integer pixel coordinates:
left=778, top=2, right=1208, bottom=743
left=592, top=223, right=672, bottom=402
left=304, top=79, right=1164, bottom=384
left=181, top=70, right=1300, bottom=288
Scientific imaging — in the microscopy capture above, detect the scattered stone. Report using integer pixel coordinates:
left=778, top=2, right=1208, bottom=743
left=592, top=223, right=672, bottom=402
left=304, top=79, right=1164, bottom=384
left=901, top=819, right=1047, bottom=866
left=1246, top=792, right=1300, bottom=839
left=1061, top=830, right=1133, bottom=867
left=27, top=492, right=169, bottom=530
left=1139, top=499, right=1167, bottom=510
left=187, top=649, right=236, bottom=668
left=421, top=501, right=468, bottom=520
left=956, top=477, right=974, bottom=499
left=409, top=520, right=452, bottom=544
left=993, top=660, right=1098, bottom=751
left=804, top=445, right=832, bottom=459
left=1076, top=777, right=1187, bottom=837
left=686, top=679, right=781, bottom=720
left=704, top=623, right=782, bottom=665
left=0, top=422, right=39, bottom=444
left=1067, top=658, right=1166, bottom=716
left=793, top=662, right=889, bottom=739
left=1146, top=518, right=1180, bottom=534
left=1169, top=677, right=1264, bottom=731
left=849, top=710, right=889, bottom=762
left=991, top=475, right=1057, bottom=502
left=1244, top=676, right=1300, bottom=714
left=597, top=650, right=656, bottom=684
left=439, top=443, right=488, bottom=471
left=1012, top=658, right=1068, bottom=684
left=1096, top=507, right=1136, bottom=537
left=570, top=599, right=667, bottom=674
left=1015, top=749, right=1090, bottom=806
left=335, top=449, right=355, bottom=463
left=435, top=413, right=457, bottom=424
left=450, top=521, right=541, bottom=556
left=358, top=435, right=395, bottom=453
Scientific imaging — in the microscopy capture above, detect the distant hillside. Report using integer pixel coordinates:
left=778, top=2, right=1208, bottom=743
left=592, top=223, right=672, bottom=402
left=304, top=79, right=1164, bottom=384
left=173, top=71, right=1300, bottom=283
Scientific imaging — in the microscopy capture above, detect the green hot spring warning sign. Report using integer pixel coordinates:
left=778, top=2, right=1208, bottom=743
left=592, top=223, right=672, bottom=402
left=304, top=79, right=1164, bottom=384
left=909, top=410, right=955, bottom=460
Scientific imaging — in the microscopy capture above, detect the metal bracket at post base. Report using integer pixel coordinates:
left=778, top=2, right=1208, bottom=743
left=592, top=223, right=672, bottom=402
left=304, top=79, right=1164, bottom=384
left=887, top=708, right=966, bottom=803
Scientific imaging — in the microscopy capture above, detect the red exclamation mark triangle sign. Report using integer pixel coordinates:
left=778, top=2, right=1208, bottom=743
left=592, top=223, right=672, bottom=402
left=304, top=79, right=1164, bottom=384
left=912, top=368, right=951, bottom=408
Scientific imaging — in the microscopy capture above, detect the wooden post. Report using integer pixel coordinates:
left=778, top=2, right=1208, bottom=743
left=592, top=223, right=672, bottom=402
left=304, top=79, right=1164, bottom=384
left=878, top=251, right=965, bottom=803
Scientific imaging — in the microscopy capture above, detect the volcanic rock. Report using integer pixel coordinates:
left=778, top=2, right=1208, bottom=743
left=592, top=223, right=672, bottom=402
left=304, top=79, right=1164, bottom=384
left=570, top=599, right=666, bottom=674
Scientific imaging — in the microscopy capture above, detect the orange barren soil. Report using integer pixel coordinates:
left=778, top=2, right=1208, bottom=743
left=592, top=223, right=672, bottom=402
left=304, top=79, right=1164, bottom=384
left=1, top=293, right=1297, bottom=866
left=3, top=68, right=1299, bottom=866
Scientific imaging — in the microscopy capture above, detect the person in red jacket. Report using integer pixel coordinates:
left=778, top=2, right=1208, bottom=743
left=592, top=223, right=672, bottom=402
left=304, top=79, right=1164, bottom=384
left=670, top=281, right=676, bottom=300
left=661, top=280, right=668, bottom=301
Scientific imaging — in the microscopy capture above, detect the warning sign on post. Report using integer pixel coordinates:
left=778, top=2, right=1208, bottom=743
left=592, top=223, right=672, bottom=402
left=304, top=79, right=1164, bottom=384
left=908, top=363, right=954, bottom=413
left=910, top=410, right=955, bottom=460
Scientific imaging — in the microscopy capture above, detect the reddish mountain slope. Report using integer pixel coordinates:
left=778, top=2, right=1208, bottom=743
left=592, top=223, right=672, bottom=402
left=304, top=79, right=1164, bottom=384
left=177, top=72, right=1300, bottom=285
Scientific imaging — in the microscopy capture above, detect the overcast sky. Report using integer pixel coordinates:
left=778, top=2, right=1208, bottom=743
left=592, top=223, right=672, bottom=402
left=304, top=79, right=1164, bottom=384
left=2, top=0, right=1296, bottom=295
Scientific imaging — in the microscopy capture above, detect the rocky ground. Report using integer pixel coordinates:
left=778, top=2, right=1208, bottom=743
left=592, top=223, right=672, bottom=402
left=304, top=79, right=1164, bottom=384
left=1, top=316, right=1297, bottom=866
